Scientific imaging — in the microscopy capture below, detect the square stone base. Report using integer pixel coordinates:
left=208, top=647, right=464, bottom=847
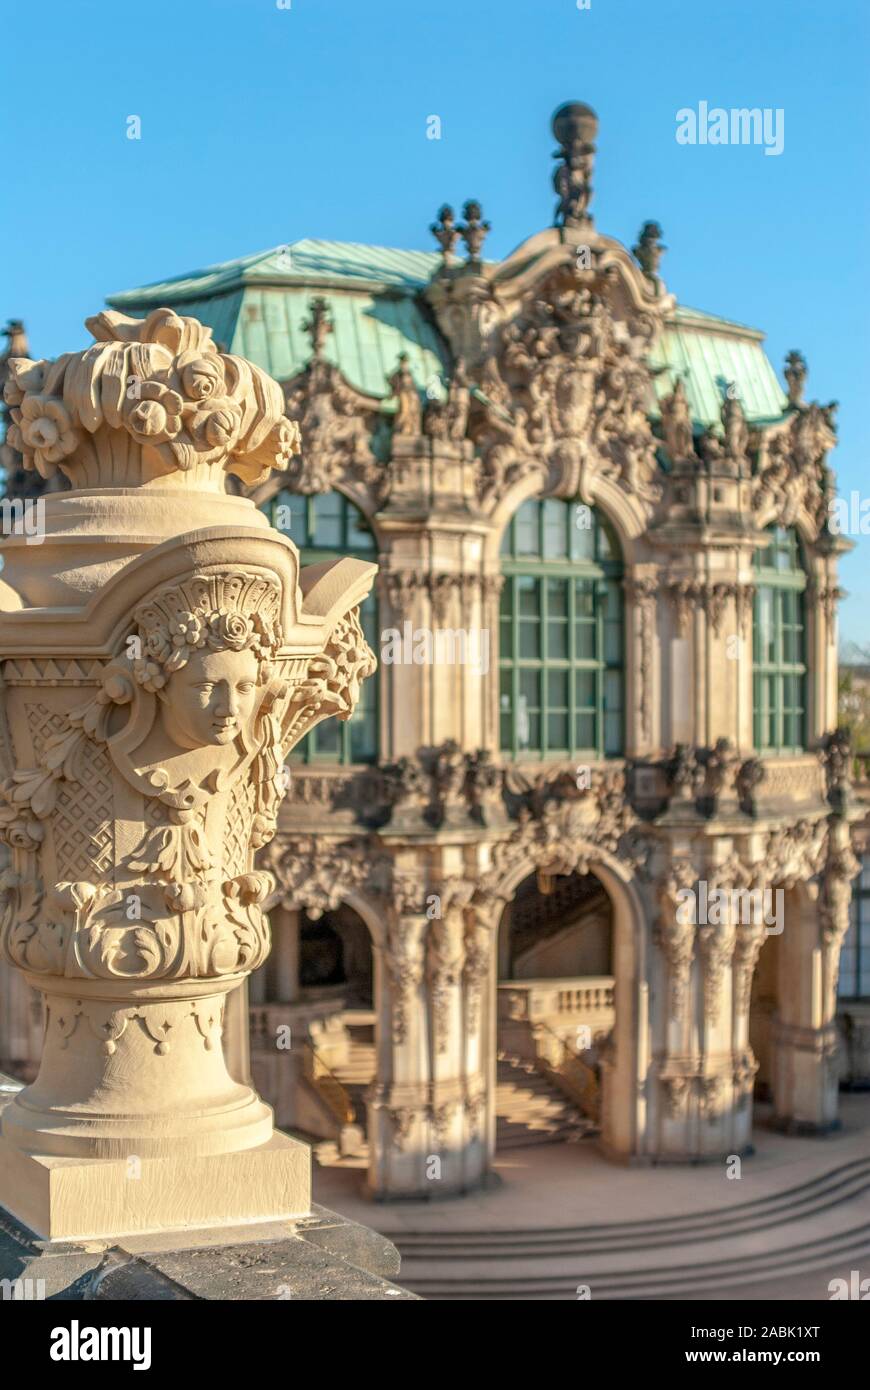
left=0, top=1131, right=311, bottom=1243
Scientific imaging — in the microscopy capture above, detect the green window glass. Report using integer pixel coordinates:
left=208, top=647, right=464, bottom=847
left=499, top=499, right=624, bottom=759
left=265, top=490, right=379, bottom=764
left=752, top=526, right=807, bottom=754
left=839, top=855, right=870, bottom=999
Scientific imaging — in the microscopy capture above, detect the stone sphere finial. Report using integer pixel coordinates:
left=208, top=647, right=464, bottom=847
left=551, top=100, right=599, bottom=149
left=551, top=101, right=599, bottom=228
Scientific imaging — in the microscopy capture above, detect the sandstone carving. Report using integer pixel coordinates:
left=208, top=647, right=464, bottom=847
left=0, top=308, right=377, bottom=1241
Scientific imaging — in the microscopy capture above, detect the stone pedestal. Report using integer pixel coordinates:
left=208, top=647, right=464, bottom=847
left=0, top=308, right=377, bottom=1242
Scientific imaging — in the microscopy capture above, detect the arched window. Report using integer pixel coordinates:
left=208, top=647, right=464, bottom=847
left=499, top=498, right=624, bottom=759
left=752, top=525, right=807, bottom=754
left=265, top=490, right=379, bottom=763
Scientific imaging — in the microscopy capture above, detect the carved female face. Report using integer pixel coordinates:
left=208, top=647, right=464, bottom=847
left=159, top=647, right=260, bottom=749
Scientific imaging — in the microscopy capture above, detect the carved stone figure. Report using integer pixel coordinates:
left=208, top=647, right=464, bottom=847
left=660, top=377, right=695, bottom=461
left=632, top=221, right=666, bottom=279
left=388, top=353, right=423, bottom=436
left=282, top=300, right=381, bottom=495
left=784, top=350, right=807, bottom=408
left=0, top=308, right=377, bottom=1241
left=446, top=356, right=471, bottom=441
left=552, top=101, right=598, bottom=227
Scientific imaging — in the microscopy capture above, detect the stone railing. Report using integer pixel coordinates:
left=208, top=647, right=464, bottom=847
left=532, top=1021, right=601, bottom=1121
left=249, top=999, right=351, bottom=1070
left=497, top=976, right=615, bottom=1025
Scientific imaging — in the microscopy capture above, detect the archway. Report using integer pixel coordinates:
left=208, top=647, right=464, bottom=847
left=246, top=900, right=377, bottom=1151
left=494, top=867, right=616, bottom=1150
left=746, top=881, right=837, bottom=1134
left=749, top=921, right=781, bottom=1106
left=299, top=905, right=374, bottom=1007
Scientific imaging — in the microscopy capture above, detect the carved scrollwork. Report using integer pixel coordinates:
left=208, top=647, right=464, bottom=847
left=654, top=861, right=697, bottom=1016
left=751, top=400, right=837, bottom=535
left=0, top=565, right=375, bottom=984
left=282, top=300, right=384, bottom=499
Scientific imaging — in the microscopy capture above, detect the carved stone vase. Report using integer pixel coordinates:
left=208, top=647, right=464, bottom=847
left=0, top=307, right=376, bottom=1239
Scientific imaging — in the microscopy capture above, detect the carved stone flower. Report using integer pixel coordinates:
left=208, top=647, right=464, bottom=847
left=19, top=396, right=80, bottom=473
left=209, top=611, right=253, bottom=651
left=272, top=417, right=301, bottom=467
left=144, top=628, right=172, bottom=664
left=124, top=381, right=184, bottom=445
left=3, top=358, right=46, bottom=408
left=133, top=658, right=167, bottom=692
left=180, top=355, right=224, bottom=402
left=229, top=416, right=302, bottom=486
left=202, top=401, right=242, bottom=449
left=170, top=614, right=207, bottom=650
left=251, top=610, right=282, bottom=656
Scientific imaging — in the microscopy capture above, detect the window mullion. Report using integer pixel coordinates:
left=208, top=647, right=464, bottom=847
left=540, top=574, right=548, bottom=760
left=512, top=575, right=519, bottom=760
left=595, top=579, right=604, bottom=758
left=569, top=574, right=576, bottom=759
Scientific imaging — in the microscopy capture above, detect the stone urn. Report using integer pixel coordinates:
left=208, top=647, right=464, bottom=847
left=0, top=307, right=376, bottom=1240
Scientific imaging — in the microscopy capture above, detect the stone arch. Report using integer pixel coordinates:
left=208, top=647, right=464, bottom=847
left=484, top=469, right=648, bottom=570
left=482, top=840, right=647, bottom=1163
left=746, top=877, right=836, bottom=1133
left=250, top=473, right=384, bottom=533
left=245, top=882, right=386, bottom=1154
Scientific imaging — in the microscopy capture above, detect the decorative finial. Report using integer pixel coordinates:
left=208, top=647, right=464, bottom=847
left=430, top=205, right=460, bottom=260
left=551, top=101, right=599, bottom=227
left=633, top=222, right=666, bottom=279
left=2, top=319, right=29, bottom=360
left=458, top=200, right=490, bottom=266
left=784, top=350, right=807, bottom=408
left=301, top=297, right=333, bottom=359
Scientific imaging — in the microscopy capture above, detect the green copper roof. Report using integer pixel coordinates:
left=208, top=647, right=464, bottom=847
left=651, top=305, right=788, bottom=426
left=108, top=239, right=444, bottom=302
left=108, top=238, right=788, bottom=422
left=108, top=241, right=449, bottom=399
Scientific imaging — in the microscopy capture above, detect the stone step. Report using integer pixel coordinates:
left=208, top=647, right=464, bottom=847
left=390, top=1156, right=870, bottom=1299
left=494, top=1052, right=589, bottom=1147
left=399, top=1222, right=870, bottom=1300
left=396, top=1154, right=870, bottom=1255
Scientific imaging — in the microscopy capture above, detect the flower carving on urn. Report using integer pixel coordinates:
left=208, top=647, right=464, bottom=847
left=3, top=305, right=301, bottom=488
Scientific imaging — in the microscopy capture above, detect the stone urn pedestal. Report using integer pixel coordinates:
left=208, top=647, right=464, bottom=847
left=0, top=307, right=377, bottom=1242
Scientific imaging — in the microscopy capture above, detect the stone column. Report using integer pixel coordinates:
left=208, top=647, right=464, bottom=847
left=0, top=307, right=377, bottom=1241
left=270, top=904, right=301, bottom=1003
left=368, top=902, right=429, bottom=1197
left=771, top=816, right=859, bottom=1133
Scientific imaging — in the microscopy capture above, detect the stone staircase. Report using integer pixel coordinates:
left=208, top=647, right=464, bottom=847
left=389, top=1154, right=870, bottom=1299
left=312, top=1015, right=375, bottom=1167
left=332, top=1019, right=376, bottom=1122
left=496, top=1051, right=595, bottom=1149
left=312, top=1036, right=595, bottom=1165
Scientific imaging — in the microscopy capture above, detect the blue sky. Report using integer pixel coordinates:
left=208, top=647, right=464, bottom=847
left=4, top=0, right=868, bottom=643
